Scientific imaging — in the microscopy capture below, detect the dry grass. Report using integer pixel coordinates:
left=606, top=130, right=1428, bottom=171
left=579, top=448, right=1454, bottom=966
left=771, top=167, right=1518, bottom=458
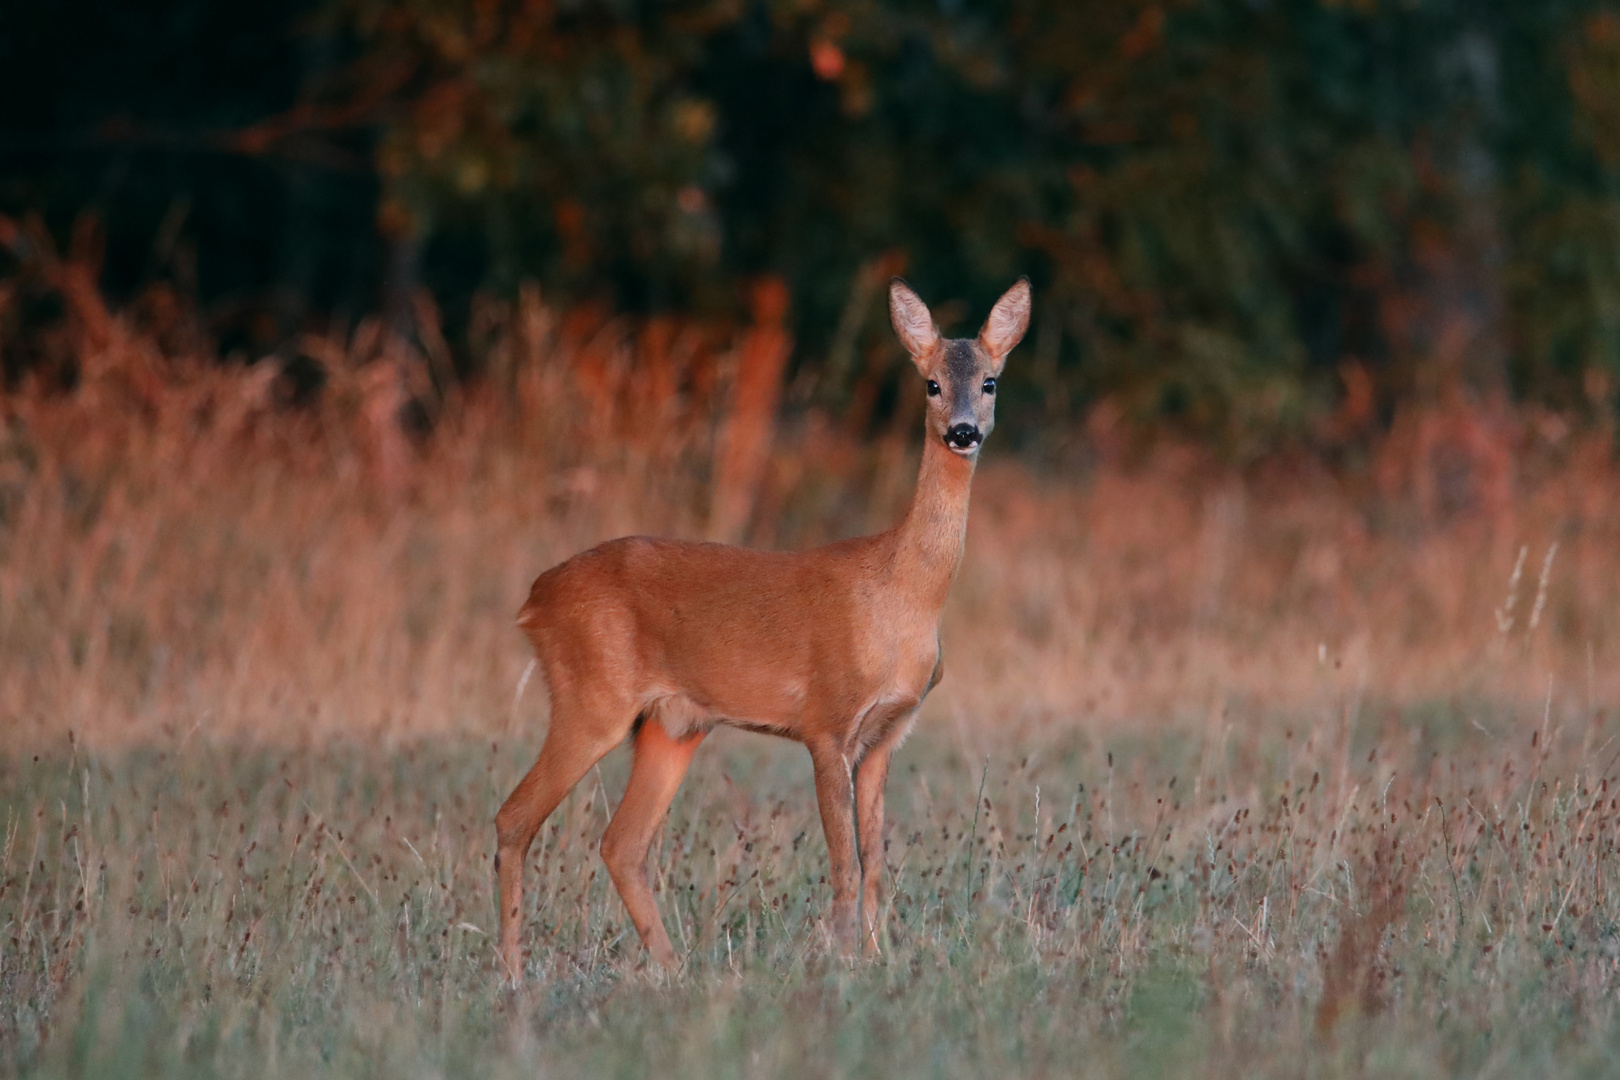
left=3, top=294, right=1615, bottom=745
left=5, top=696, right=1620, bottom=1077
left=4, top=267, right=1620, bottom=1076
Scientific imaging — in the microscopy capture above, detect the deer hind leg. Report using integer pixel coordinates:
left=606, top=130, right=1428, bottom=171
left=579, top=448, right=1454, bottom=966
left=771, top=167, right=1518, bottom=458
left=495, top=691, right=633, bottom=984
left=600, top=719, right=705, bottom=970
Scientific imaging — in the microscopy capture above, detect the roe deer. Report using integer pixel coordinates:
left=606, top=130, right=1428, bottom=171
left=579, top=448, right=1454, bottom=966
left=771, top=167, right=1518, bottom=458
left=495, top=277, right=1031, bottom=982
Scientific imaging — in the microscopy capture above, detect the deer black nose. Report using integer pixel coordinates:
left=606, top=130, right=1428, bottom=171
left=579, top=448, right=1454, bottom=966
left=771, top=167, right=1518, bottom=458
left=945, top=423, right=982, bottom=450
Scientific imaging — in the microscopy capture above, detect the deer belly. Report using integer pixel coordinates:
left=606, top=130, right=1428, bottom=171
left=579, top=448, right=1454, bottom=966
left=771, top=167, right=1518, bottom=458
left=643, top=693, right=713, bottom=739
left=643, top=673, right=807, bottom=739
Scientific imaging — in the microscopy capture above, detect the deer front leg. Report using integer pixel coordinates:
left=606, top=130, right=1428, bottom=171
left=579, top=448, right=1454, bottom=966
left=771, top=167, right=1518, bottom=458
left=809, top=744, right=859, bottom=954
left=855, top=743, right=892, bottom=955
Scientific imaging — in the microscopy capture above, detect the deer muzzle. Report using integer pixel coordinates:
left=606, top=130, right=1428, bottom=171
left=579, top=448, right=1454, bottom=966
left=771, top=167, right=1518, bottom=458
left=945, top=423, right=982, bottom=452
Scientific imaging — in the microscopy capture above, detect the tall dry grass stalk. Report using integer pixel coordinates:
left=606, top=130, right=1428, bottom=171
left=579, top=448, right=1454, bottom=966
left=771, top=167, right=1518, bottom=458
left=707, top=277, right=793, bottom=542
left=1, top=251, right=1617, bottom=749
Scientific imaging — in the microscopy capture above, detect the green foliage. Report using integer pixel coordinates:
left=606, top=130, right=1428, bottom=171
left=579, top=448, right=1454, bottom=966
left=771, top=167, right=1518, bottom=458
left=7, top=0, right=1619, bottom=446
left=323, top=0, right=1620, bottom=446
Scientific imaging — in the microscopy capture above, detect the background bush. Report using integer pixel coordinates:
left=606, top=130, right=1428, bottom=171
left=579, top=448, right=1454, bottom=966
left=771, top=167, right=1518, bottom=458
left=4, top=0, right=1620, bottom=450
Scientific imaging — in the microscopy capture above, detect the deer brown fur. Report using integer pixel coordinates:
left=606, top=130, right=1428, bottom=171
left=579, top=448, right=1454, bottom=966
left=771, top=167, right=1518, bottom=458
left=495, top=277, right=1031, bottom=981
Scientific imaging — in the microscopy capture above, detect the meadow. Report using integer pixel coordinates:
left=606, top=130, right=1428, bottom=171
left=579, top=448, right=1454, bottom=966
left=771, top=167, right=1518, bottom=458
left=5, top=279, right=1620, bottom=1076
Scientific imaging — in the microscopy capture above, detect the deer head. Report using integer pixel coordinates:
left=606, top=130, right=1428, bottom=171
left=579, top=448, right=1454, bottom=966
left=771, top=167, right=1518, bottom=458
left=889, top=277, right=1031, bottom=456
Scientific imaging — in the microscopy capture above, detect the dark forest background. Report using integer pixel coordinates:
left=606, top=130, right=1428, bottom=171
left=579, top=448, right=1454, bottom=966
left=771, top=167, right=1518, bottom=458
left=4, top=0, right=1620, bottom=452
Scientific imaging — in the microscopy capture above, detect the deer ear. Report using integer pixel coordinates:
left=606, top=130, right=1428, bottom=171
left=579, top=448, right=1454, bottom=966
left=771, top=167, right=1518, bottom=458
left=888, top=278, right=939, bottom=364
left=979, top=277, right=1031, bottom=369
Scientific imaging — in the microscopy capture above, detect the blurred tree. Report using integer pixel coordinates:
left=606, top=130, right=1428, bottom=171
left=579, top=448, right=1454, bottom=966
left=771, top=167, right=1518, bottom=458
left=0, top=0, right=383, bottom=371
left=5, top=0, right=1619, bottom=450
left=325, top=0, right=1620, bottom=450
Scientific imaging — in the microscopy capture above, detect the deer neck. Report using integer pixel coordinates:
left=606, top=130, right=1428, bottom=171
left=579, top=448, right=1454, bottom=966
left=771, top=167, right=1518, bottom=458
left=891, top=434, right=976, bottom=611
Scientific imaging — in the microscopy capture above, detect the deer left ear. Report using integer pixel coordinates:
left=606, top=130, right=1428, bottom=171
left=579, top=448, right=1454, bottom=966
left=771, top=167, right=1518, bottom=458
left=979, top=277, right=1031, bottom=371
left=889, top=278, right=940, bottom=364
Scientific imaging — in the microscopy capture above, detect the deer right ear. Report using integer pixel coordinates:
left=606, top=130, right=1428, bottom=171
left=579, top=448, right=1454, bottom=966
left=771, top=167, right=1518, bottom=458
left=979, top=277, right=1031, bottom=368
left=889, top=278, right=939, bottom=363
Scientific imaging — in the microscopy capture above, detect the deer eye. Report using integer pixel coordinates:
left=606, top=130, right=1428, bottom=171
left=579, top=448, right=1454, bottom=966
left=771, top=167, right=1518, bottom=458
left=982, top=377, right=997, bottom=395
left=926, top=380, right=941, bottom=397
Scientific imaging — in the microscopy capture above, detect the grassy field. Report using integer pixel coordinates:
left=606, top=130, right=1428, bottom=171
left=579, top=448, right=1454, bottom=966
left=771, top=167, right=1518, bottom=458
left=5, top=292, right=1620, bottom=1076
left=6, top=711, right=1620, bottom=1078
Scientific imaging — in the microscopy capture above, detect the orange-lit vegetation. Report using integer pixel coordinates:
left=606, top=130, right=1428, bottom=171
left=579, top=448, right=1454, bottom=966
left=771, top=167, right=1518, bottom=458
left=2, top=277, right=1614, bottom=744
left=4, top=265, right=1620, bottom=1076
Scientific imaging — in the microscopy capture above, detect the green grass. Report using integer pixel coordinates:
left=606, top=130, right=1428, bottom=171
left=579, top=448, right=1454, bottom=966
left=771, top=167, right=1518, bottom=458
left=4, top=710, right=1620, bottom=1079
